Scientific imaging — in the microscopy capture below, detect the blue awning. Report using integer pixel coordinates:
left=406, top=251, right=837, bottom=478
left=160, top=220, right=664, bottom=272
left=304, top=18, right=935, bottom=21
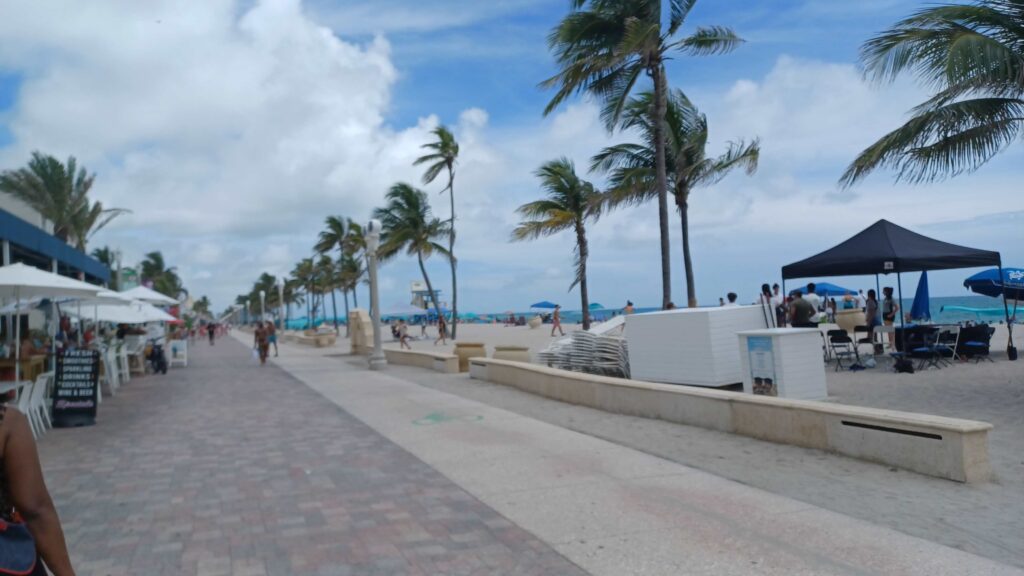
left=0, top=208, right=110, bottom=283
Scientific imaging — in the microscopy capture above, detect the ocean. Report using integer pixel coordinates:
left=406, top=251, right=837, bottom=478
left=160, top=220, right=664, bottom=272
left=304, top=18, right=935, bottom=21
left=281, top=295, right=1018, bottom=329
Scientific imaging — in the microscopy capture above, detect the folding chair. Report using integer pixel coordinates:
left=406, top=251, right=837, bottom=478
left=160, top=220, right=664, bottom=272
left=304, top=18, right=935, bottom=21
left=910, top=328, right=942, bottom=370
left=853, top=324, right=874, bottom=356
left=827, top=329, right=859, bottom=372
left=963, top=326, right=996, bottom=363
left=934, top=326, right=960, bottom=364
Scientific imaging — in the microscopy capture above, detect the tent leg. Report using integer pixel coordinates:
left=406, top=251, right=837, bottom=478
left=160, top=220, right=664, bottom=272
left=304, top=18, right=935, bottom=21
left=14, top=287, right=20, bottom=383
left=998, top=262, right=1016, bottom=356
left=781, top=280, right=787, bottom=327
left=897, top=272, right=906, bottom=355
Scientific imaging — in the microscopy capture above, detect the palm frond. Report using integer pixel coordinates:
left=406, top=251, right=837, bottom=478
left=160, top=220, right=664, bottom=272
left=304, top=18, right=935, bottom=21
left=676, top=26, right=744, bottom=56
left=841, top=97, right=1024, bottom=186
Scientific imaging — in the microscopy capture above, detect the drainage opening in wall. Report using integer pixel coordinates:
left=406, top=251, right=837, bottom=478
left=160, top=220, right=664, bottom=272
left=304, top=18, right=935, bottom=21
left=841, top=420, right=943, bottom=440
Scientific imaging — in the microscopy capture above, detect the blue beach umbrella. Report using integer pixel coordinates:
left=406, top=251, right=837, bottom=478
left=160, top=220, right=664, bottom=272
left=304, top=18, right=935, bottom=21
left=530, top=301, right=559, bottom=309
left=789, top=282, right=857, bottom=298
left=588, top=302, right=605, bottom=310
left=964, top=268, right=1024, bottom=300
left=910, top=271, right=931, bottom=321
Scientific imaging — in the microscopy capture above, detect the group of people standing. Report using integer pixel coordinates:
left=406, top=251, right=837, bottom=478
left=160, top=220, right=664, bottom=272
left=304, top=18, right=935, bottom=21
left=757, top=282, right=900, bottom=344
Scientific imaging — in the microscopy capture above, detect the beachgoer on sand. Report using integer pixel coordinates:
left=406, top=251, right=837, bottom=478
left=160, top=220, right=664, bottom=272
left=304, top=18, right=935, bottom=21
left=434, top=314, right=448, bottom=346
left=551, top=304, right=565, bottom=336
left=624, top=301, right=634, bottom=315
left=882, top=287, right=899, bottom=347
left=399, top=320, right=411, bottom=350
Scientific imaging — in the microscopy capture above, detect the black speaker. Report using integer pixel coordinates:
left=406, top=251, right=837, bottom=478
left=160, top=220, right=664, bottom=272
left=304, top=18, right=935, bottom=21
left=1008, top=346, right=1018, bottom=361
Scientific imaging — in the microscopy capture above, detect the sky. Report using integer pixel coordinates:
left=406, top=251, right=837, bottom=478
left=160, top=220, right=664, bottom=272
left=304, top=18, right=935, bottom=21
left=0, top=0, right=1021, bottom=315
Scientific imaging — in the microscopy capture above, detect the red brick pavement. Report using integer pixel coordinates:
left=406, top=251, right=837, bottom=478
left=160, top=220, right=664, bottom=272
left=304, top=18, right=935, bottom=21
left=36, top=338, right=589, bottom=576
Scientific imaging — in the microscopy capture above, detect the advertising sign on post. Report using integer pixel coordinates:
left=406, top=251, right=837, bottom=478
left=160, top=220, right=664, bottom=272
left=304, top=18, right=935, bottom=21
left=52, top=349, right=100, bottom=427
left=747, top=336, right=777, bottom=397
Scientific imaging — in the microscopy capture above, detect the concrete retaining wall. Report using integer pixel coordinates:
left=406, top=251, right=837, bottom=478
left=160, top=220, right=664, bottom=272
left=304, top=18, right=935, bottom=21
left=385, top=349, right=459, bottom=374
left=469, top=358, right=993, bottom=483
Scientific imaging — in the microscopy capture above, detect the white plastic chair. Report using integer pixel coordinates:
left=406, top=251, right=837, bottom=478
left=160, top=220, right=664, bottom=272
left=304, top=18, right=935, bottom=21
left=116, top=342, right=131, bottom=386
left=101, top=348, right=119, bottom=397
left=27, top=372, right=53, bottom=437
left=11, top=380, right=39, bottom=438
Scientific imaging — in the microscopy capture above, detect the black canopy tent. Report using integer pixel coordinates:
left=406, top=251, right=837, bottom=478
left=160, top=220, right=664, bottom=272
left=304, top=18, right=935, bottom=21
left=781, top=220, right=1014, bottom=355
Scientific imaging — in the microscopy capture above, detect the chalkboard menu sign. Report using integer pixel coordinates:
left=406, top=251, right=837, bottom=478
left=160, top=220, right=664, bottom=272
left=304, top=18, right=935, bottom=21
left=52, top=349, right=100, bottom=427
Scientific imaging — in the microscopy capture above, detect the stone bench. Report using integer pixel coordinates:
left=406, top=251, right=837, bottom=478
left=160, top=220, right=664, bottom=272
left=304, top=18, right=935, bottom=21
left=468, top=358, right=993, bottom=483
left=296, top=334, right=336, bottom=348
left=384, top=349, right=459, bottom=374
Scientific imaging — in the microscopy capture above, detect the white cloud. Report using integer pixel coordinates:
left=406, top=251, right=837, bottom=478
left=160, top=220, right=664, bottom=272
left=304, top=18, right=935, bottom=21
left=2, top=3, right=1020, bottom=312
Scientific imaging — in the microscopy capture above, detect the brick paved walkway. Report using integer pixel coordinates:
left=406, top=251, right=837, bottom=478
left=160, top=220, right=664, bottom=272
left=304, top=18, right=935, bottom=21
left=37, top=338, right=589, bottom=576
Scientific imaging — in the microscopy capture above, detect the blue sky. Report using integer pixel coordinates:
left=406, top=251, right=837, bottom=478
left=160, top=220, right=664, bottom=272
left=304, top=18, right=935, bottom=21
left=0, top=0, right=1021, bottom=314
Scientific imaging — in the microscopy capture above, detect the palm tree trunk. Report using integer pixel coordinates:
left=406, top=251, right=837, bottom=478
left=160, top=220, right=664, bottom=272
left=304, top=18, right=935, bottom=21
left=678, top=191, right=697, bottom=308
left=353, top=285, right=359, bottom=308
left=305, top=289, right=311, bottom=329
left=330, top=289, right=338, bottom=333
left=578, top=225, right=591, bottom=331
left=343, top=289, right=350, bottom=338
left=651, top=64, right=672, bottom=309
left=447, top=166, right=458, bottom=340
left=417, top=252, right=443, bottom=319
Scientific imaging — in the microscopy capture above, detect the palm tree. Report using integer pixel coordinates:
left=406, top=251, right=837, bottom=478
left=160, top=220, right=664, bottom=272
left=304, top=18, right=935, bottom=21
left=291, top=258, right=316, bottom=328
left=841, top=1, right=1024, bottom=186
left=315, top=216, right=362, bottom=332
left=414, top=126, right=461, bottom=337
left=70, top=199, right=129, bottom=251
left=542, top=0, right=743, bottom=309
left=343, top=220, right=366, bottom=308
left=314, top=255, right=340, bottom=332
left=193, top=296, right=211, bottom=316
left=141, top=251, right=184, bottom=299
left=372, top=183, right=451, bottom=320
left=512, top=158, right=603, bottom=330
left=0, top=151, right=127, bottom=247
left=91, top=246, right=118, bottom=290
left=338, top=252, right=365, bottom=337
left=593, top=90, right=759, bottom=307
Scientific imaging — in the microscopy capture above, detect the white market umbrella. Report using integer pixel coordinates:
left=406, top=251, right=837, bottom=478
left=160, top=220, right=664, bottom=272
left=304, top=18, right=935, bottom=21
left=69, top=301, right=176, bottom=325
left=0, top=263, right=103, bottom=381
left=119, top=286, right=179, bottom=305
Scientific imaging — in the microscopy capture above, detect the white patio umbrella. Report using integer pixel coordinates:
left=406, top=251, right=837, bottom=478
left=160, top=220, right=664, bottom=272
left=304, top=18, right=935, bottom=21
left=0, top=263, right=103, bottom=382
left=119, top=286, right=178, bottom=305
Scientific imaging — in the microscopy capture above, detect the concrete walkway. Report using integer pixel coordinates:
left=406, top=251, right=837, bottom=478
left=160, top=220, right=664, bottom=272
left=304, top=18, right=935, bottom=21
left=37, top=338, right=587, bottom=576
left=266, top=335, right=1022, bottom=576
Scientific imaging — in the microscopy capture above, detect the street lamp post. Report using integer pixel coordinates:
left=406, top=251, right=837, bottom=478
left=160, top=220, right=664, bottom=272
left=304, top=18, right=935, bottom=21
left=365, top=219, right=387, bottom=370
left=259, top=290, right=266, bottom=324
left=276, top=279, right=285, bottom=332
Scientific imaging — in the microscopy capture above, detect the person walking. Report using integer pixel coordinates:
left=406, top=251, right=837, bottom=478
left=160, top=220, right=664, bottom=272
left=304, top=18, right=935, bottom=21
left=881, top=287, right=899, bottom=348
left=253, top=323, right=270, bottom=365
left=434, top=314, right=448, bottom=346
left=758, top=284, right=776, bottom=328
left=551, top=304, right=565, bottom=337
left=398, top=320, right=411, bottom=350
left=0, top=406, right=76, bottom=576
left=206, top=322, right=216, bottom=346
left=266, top=321, right=278, bottom=357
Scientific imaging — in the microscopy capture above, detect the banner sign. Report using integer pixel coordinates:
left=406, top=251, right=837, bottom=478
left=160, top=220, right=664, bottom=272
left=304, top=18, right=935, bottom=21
left=52, top=349, right=100, bottom=427
left=748, top=336, right=777, bottom=397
